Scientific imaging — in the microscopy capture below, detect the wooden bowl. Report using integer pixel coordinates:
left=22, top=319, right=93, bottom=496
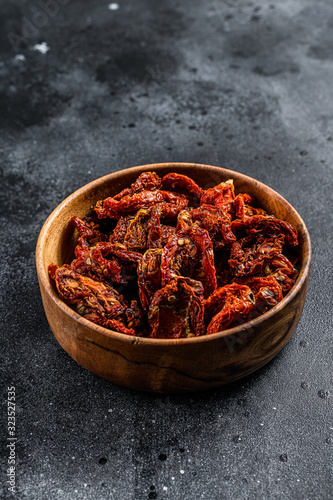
left=36, top=163, right=312, bottom=393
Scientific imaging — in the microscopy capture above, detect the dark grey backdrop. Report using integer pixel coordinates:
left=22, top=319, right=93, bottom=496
left=1, top=0, right=332, bottom=499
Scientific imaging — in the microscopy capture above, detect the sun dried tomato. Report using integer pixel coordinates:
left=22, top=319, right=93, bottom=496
left=70, top=241, right=141, bottom=284
left=104, top=242, right=142, bottom=264
left=71, top=243, right=123, bottom=283
left=177, top=205, right=236, bottom=250
left=231, top=215, right=298, bottom=247
left=235, top=276, right=283, bottom=309
left=228, top=234, right=285, bottom=278
left=137, top=248, right=162, bottom=312
left=161, top=225, right=217, bottom=298
left=200, top=179, right=235, bottom=216
left=148, top=277, right=205, bottom=338
left=268, top=254, right=299, bottom=293
left=122, top=209, right=150, bottom=251
left=233, top=193, right=266, bottom=219
left=161, top=173, right=203, bottom=205
left=204, top=283, right=255, bottom=334
left=49, top=265, right=136, bottom=335
left=160, top=225, right=176, bottom=245
left=175, top=209, right=192, bottom=231
left=109, top=215, right=133, bottom=244
left=109, top=205, right=178, bottom=252
left=72, top=216, right=108, bottom=250
left=95, top=190, right=188, bottom=219
left=146, top=205, right=163, bottom=249
left=114, top=171, right=162, bottom=200
left=145, top=204, right=177, bottom=249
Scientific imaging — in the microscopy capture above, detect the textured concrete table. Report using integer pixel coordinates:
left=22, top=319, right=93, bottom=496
left=1, top=0, right=332, bottom=499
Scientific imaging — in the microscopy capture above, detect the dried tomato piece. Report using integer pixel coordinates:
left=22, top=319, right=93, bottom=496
left=204, top=283, right=255, bottom=334
left=48, top=263, right=58, bottom=280
left=137, top=248, right=162, bottom=311
left=200, top=179, right=235, bottom=216
left=148, top=277, right=205, bottom=338
left=123, top=209, right=150, bottom=251
left=268, top=254, right=299, bottom=293
left=72, top=243, right=123, bottom=283
left=146, top=204, right=163, bottom=249
left=114, top=171, right=162, bottom=200
left=103, top=242, right=142, bottom=264
left=49, top=265, right=135, bottom=335
left=160, top=225, right=176, bottom=246
left=229, top=234, right=285, bottom=278
left=231, top=215, right=298, bottom=247
left=177, top=205, right=236, bottom=250
left=155, top=202, right=188, bottom=221
left=161, top=173, right=203, bottom=205
left=229, top=231, right=298, bottom=293
left=161, top=225, right=217, bottom=298
left=175, top=209, right=193, bottom=231
left=71, top=242, right=142, bottom=284
left=204, top=283, right=250, bottom=322
left=100, top=242, right=142, bottom=282
left=72, top=216, right=107, bottom=250
left=109, top=216, right=132, bottom=244
left=145, top=204, right=177, bottom=248
left=95, top=190, right=188, bottom=219
left=108, top=204, right=178, bottom=252
left=235, top=276, right=283, bottom=309
left=125, top=299, right=144, bottom=332
left=233, top=194, right=266, bottom=219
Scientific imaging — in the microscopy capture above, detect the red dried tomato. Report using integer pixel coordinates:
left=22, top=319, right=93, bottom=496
left=228, top=234, right=285, bottom=278
left=204, top=283, right=255, bottom=334
left=137, top=248, right=162, bottom=312
left=177, top=205, right=236, bottom=250
left=71, top=216, right=108, bottom=249
left=148, top=277, right=205, bottom=338
left=161, top=225, right=217, bottom=298
left=200, top=179, right=235, bottom=216
left=95, top=190, right=188, bottom=219
left=161, top=172, right=203, bottom=204
left=231, top=215, right=298, bottom=247
left=233, top=193, right=266, bottom=218
left=239, top=276, right=283, bottom=308
left=50, top=265, right=136, bottom=335
left=114, top=171, right=162, bottom=200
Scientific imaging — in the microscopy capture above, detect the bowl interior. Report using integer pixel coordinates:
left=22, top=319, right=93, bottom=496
left=38, top=163, right=311, bottom=337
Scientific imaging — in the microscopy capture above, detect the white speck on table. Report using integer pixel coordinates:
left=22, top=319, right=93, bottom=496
left=14, top=54, right=25, bottom=61
left=32, top=42, right=49, bottom=54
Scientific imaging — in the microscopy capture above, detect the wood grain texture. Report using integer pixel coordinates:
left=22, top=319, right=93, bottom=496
left=36, top=163, right=312, bottom=393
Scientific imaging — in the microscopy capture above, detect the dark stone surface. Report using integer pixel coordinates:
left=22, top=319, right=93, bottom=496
left=1, top=0, right=332, bottom=498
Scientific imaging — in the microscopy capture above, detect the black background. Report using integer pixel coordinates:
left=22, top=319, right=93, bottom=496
left=1, top=1, right=332, bottom=499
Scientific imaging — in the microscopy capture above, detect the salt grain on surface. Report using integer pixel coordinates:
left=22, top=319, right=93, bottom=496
left=32, top=42, right=49, bottom=54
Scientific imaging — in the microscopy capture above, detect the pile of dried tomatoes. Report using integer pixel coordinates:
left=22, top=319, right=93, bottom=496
left=49, top=172, right=299, bottom=338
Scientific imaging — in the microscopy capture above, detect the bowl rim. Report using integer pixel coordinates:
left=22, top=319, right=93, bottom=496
left=36, top=162, right=312, bottom=346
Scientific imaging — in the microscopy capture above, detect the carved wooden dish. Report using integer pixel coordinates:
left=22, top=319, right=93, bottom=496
left=36, top=163, right=312, bottom=393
